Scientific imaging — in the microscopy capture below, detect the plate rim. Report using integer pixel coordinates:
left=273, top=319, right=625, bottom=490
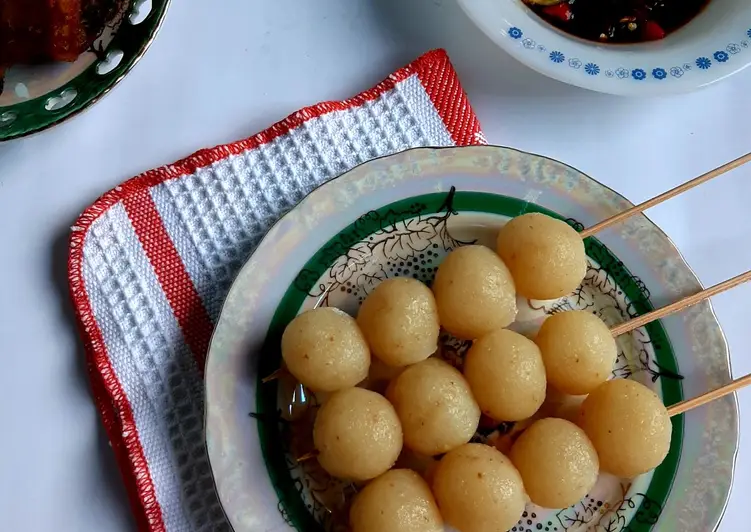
left=204, top=145, right=739, bottom=532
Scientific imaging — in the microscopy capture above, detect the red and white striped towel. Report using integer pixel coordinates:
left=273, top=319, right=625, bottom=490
left=68, top=49, right=486, bottom=532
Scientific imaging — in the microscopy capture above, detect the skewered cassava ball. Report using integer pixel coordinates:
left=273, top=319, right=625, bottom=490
left=387, top=358, right=480, bottom=456
left=432, top=443, right=527, bottom=532
left=579, top=378, right=672, bottom=478
left=313, top=387, right=402, bottom=481
left=432, top=245, right=517, bottom=340
left=281, top=307, right=370, bottom=392
left=464, top=328, right=547, bottom=421
left=535, top=310, right=617, bottom=395
left=350, top=469, right=443, bottom=532
left=357, top=278, right=440, bottom=367
left=496, top=212, right=587, bottom=300
left=510, top=418, right=599, bottom=509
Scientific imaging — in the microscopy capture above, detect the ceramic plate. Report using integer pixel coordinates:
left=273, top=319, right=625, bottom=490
left=205, top=146, right=738, bottom=532
left=458, top=0, right=751, bottom=95
left=0, top=0, right=170, bottom=141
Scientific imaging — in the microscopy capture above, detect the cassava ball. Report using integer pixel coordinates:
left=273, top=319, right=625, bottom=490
left=357, top=278, right=440, bottom=367
left=510, top=418, right=599, bottom=509
left=535, top=310, right=617, bottom=395
left=281, top=307, right=370, bottom=392
left=432, top=443, right=527, bottom=532
left=432, top=245, right=517, bottom=340
left=496, top=213, right=587, bottom=300
left=579, top=378, right=672, bottom=478
left=464, top=328, right=547, bottom=421
left=387, top=358, right=480, bottom=456
left=313, top=387, right=402, bottom=481
left=349, top=469, right=443, bottom=532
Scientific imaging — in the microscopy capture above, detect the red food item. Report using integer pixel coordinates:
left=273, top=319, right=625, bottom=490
left=1, top=0, right=46, bottom=65
left=543, top=2, right=573, bottom=23
left=0, top=0, right=87, bottom=66
left=529, top=0, right=710, bottom=44
left=644, top=20, right=667, bottom=41
left=49, top=0, right=87, bottom=62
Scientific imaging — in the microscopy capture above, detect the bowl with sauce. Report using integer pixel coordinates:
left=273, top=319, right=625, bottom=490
left=458, top=0, right=751, bottom=95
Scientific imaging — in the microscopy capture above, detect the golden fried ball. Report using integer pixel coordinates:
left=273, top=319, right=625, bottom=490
left=357, top=278, right=440, bottom=367
left=432, top=245, right=517, bottom=340
left=313, top=387, right=402, bottom=481
left=496, top=213, right=587, bottom=300
left=432, top=443, right=527, bottom=532
left=510, top=418, right=599, bottom=509
left=281, top=307, right=370, bottom=392
left=350, top=469, right=443, bottom=532
left=464, top=328, right=547, bottom=421
left=579, top=379, right=672, bottom=478
left=535, top=310, right=617, bottom=395
left=387, top=358, right=480, bottom=456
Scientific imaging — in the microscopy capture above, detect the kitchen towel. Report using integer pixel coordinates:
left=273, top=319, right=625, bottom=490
left=68, top=48, right=486, bottom=531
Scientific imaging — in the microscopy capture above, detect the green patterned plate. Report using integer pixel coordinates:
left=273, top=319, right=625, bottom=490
left=205, top=146, right=738, bottom=532
left=0, top=0, right=170, bottom=141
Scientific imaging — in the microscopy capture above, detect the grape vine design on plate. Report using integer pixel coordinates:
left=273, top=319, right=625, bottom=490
left=264, top=188, right=682, bottom=531
left=503, top=488, right=661, bottom=532
left=293, top=187, right=475, bottom=307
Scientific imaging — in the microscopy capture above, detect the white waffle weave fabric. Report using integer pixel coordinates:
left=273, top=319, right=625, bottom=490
left=68, top=49, right=486, bottom=532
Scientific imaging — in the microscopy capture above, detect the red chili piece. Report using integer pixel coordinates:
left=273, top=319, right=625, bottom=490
left=643, top=20, right=667, bottom=41
left=543, top=3, right=573, bottom=23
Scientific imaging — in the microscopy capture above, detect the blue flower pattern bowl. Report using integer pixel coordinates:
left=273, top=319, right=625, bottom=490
left=459, top=0, right=751, bottom=95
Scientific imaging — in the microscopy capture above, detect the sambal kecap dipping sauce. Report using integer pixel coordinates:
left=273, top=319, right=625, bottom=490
left=523, top=0, right=712, bottom=44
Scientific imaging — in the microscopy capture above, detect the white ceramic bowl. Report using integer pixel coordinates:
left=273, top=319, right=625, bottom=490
left=458, top=0, right=751, bottom=95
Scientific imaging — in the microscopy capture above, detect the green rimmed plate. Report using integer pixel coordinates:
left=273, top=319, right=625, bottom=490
left=0, top=0, right=170, bottom=141
left=205, top=146, right=738, bottom=532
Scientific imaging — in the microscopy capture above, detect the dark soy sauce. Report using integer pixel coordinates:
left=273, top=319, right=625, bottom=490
left=525, top=0, right=712, bottom=44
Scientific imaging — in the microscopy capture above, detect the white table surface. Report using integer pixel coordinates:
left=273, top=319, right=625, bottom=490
left=1, top=1, right=749, bottom=530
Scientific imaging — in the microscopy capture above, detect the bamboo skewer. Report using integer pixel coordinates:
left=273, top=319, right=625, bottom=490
left=289, top=377, right=748, bottom=466
left=296, top=451, right=319, bottom=463
left=267, top=268, right=751, bottom=384
left=261, top=368, right=286, bottom=384
left=265, top=269, right=751, bottom=382
left=289, top=380, right=746, bottom=466
left=262, top=153, right=751, bottom=384
left=667, top=373, right=751, bottom=417
left=256, top=157, right=751, bottom=471
left=610, top=268, right=751, bottom=337
left=282, top=270, right=751, bottom=464
left=579, top=150, right=751, bottom=239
